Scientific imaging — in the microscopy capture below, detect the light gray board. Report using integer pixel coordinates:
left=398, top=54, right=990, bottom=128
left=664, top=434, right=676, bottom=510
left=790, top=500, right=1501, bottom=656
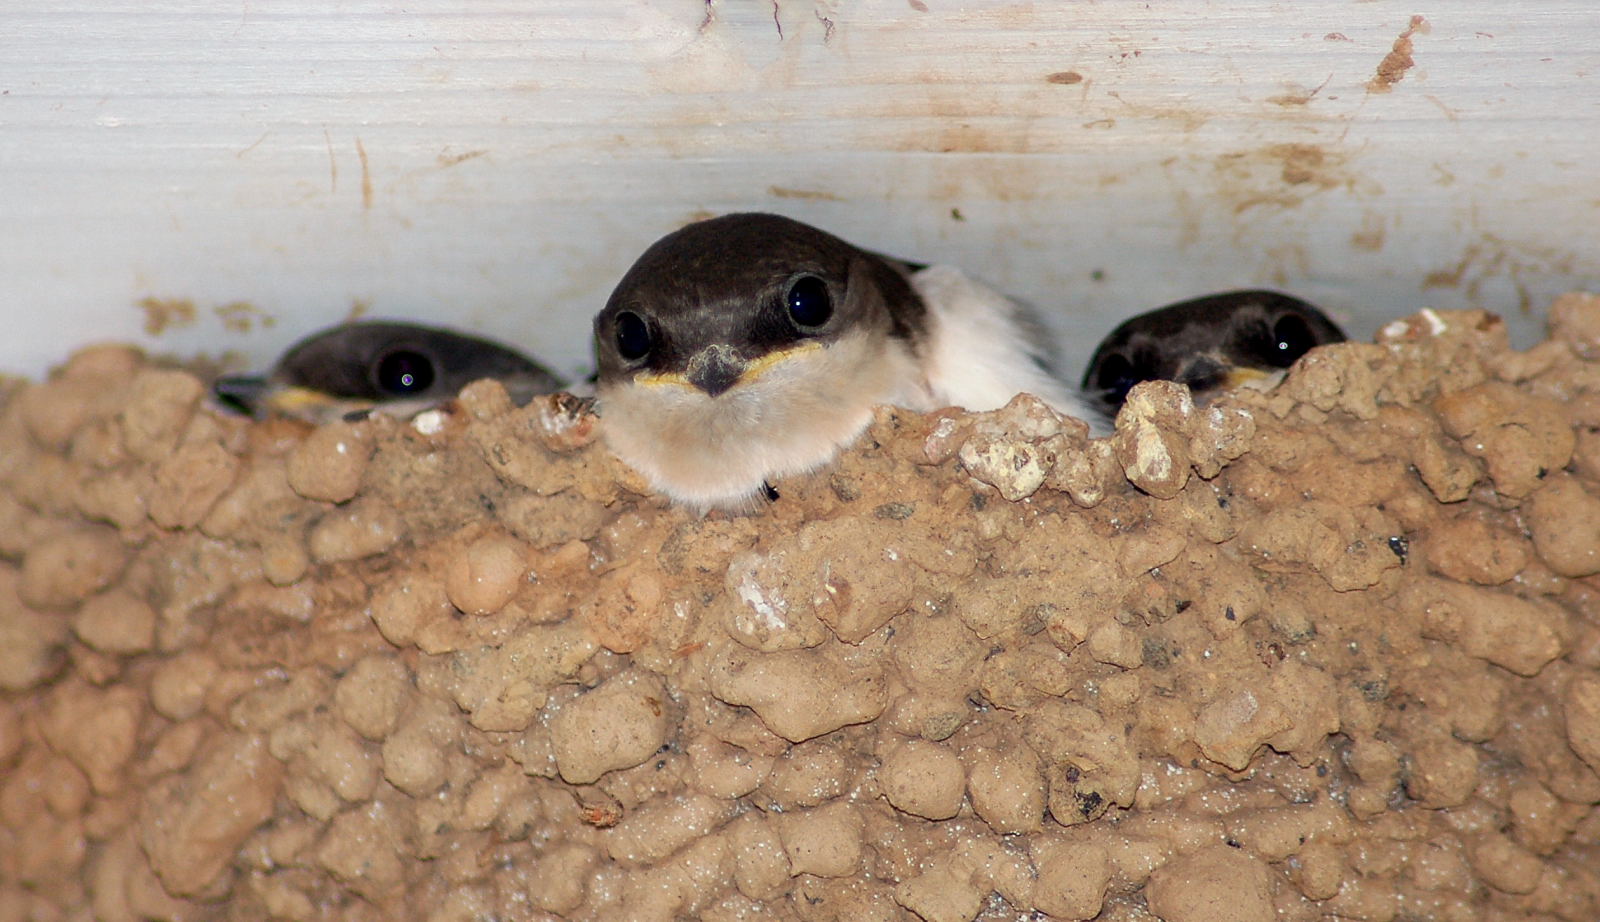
left=2, top=0, right=1597, bottom=383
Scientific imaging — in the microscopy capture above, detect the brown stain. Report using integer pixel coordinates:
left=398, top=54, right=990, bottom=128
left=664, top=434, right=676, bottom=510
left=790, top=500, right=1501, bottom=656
left=437, top=149, right=488, bottom=168
left=1368, top=15, right=1426, bottom=93
left=1046, top=71, right=1084, bottom=85
left=907, top=0, right=928, bottom=10
left=1267, top=75, right=1330, bottom=107
left=214, top=301, right=277, bottom=334
left=1227, top=192, right=1296, bottom=214
left=767, top=186, right=843, bottom=202
left=137, top=297, right=198, bottom=336
left=344, top=298, right=372, bottom=322
left=1270, top=143, right=1332, bottom=186
left=1350, top=213, right=1386, bottom=252
left=1422, top=236, right=1577, bottom=315
left=879, top=78, right=1063, bottom=155
left=1324, top=32, right=1352, bottom=42
left=874, top=84, right=1047, bottom=156
left=1424, top=245, right=1479, bottom=289
left=642, top=40, right=1097, bottom=161
left=1208, top=143, right=1354, bottom=216
left=355, top=137, right=373, bottom=210
left=931, top=121, right=1022, bottom=155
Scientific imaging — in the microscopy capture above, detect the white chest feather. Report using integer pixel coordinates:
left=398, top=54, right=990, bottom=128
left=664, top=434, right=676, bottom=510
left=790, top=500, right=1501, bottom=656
left=909, top=265, right=1102, bottom=429
left=599, top=331, right=922, bottom=511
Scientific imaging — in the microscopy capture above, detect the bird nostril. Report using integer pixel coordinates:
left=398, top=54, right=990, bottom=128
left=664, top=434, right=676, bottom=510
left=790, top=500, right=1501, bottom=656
left=685, top=346, right=745, bottom=397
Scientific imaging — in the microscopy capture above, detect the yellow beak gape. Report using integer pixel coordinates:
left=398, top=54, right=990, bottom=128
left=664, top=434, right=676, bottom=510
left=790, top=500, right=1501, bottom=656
left=741, top=341, right=822, bottom=380
left=633, top=341, right=824, bottom=391
left=1221, top=366, right=1271, bottom=389
left=265, top=385, right=352, bottom=415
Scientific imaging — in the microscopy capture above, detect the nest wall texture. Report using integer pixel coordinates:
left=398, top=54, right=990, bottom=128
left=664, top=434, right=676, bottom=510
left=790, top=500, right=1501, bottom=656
left=4, top=296, right=1600, bottom=921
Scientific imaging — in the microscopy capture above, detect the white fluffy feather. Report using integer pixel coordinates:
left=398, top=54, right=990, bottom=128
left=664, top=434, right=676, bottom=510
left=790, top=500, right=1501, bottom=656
left=909, top=264, right=1102, bottom=428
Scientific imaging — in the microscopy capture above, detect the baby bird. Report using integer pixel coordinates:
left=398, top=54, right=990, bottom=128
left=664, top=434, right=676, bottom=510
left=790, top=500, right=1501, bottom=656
left=1081, top=289, right=1346, bottom=418
left=214, top=320, right=563, bottom=423
left=593, top=212, right=1098, bottom=511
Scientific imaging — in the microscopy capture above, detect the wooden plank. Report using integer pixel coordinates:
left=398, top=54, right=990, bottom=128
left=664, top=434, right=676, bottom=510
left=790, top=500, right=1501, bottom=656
left=1, top=0, right=1597, bottom=379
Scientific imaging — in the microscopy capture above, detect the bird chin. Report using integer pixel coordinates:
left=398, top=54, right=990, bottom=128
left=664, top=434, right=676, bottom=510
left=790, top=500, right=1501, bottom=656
left=597, top=333, right=919, bottom=511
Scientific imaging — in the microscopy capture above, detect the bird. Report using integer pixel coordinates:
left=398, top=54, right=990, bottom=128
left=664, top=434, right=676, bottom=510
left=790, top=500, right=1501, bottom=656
left=1081, top=289, right=1347, bottom=419
left=592, top=212, right=1099, bottom=511
left=213, top=320, right=564, bottom=423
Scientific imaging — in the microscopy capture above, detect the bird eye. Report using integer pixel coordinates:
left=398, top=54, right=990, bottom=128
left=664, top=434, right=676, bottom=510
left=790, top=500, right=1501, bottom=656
left=1090, top=352, right=1141, bottom=403
left=1266, top=313, right=1317, bottom=367
left=374, top=349, right=436, bottom=395
left=614, top=311, right=652, bottom=362
left=785, top=275, right=833, bottom=331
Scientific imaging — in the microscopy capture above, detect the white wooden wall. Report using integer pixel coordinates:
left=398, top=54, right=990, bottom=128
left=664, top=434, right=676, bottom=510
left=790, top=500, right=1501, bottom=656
left=3, top=1, right=1598, bottom=383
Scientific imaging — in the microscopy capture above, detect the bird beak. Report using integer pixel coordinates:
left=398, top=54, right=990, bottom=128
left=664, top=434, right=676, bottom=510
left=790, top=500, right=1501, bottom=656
left=684, top=345, right=747, bottom=397
left=1221, top=366, right=1271, bottom=389
left=631, top=342, right=822, bottom=396
left=1174, top=353, right=1272, bottom=400
left=213, top=375, right=372, bottom=421
left=212, top=374, right=271, bottom=416
left=1174, top=354, right=1230, bottom=394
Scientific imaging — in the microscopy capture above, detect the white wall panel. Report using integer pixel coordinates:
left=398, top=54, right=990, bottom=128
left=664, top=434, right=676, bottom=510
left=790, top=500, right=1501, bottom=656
left=2, top=1, right=1597, bottom=381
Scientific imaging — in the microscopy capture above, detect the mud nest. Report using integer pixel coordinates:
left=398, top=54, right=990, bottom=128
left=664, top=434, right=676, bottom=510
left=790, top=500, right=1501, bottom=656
left=4, top=296, right=1600, bottom=922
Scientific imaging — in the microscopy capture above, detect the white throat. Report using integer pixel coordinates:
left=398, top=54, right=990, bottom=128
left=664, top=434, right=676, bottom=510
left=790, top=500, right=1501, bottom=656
left=598, top=330, right=922, bottom=511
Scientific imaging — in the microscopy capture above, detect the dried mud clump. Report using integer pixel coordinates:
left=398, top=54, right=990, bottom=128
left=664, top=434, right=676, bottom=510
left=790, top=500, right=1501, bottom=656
left=4, top=297, right=1600, bottom=922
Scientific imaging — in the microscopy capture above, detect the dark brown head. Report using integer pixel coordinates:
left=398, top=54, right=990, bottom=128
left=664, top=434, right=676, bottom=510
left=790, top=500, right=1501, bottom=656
left=214, top=321, right=562, bottom=420
left=1082, top=290, right=1346, bottom=414
left=593, top=213, right=922, bottom=398
left=591, top=213, right=935, bottom=509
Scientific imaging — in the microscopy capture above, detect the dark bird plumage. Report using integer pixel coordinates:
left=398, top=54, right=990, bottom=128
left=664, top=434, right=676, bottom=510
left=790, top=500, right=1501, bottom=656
left=594, top=212, right=1094, bottom=510
left=1082, top=290, right=1346, bottom=417
left=214, top=320, right=563, bottom=422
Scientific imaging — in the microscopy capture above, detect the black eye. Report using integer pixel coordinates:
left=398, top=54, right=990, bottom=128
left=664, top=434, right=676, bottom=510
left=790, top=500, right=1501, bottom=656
left=1090, top=352, right=1141, bottom=403
left=1266, top=313, right=1318, bottom=367
left=374, top=350, right=435, bottom=396
left=614, top=311, right=652, bottom=362
left=786, top=275, right=833, bottom=331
